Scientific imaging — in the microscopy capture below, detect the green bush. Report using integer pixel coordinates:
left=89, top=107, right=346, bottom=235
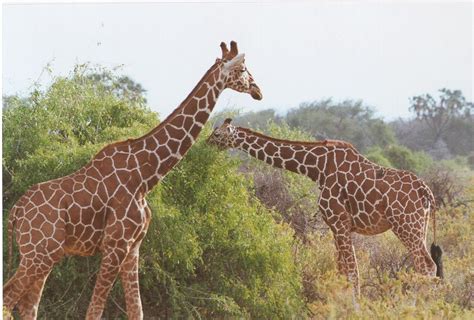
left=4, top=65, right=473, bottom=319
left=383, top=144, right=433, bottom=173
left=141, top=140, right=304, bottom=318
left=364, top=145, right=433, bottom=174
left=2, top=65, right=157, bottom=207
left=365, top=146, right=393, bottom=167
left=3, top=66, right=305, bottom=319
left=285, top=99, right=397, bottom=151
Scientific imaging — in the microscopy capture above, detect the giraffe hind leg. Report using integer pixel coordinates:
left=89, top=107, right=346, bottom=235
left=391, top=219, right=436, bottom=277
left=16, top=272, right=51, bottom=320
left=3, top=258, right=55, bottom=318
left=4, top=206, right=65, bottom=317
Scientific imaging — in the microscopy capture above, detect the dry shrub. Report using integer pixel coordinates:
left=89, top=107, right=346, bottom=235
left=236, top=146, right=474, bottom=317
left=307, top=271, right=355, bottom=320
left=355, top=233, right=413, bottom=299
left=297, top=202, right=474, bottom=318
left=435, top=204, right=474, bottom=309
left=423, top=164, right=467, bottom=207
left=3, top=307, right=12, bottom=320
left=252, top=170, right=293, bottom=217
left=241, top=164, right=323, bottom=241
left=294, top=233, right=337, bottom=303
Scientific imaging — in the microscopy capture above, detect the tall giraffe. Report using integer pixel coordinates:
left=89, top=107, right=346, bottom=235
left=207, top=118, right=443, bottom=295
left=3, top=42, right=262, bottom=320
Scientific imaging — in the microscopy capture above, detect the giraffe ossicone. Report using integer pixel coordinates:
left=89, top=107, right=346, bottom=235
left=3, top=41, right=262, bottom=320
left=207, top=118, right=443, bottom=295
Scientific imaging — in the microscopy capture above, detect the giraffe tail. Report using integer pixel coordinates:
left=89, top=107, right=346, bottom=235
left=425, top=192, right=444, bottom=278
left=6, top=205, right=18, bottom=276
left=430, top=242, right=444, bottom=278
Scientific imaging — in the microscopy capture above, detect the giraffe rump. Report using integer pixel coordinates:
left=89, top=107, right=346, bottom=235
left=6, top=205, right=19, bottom=276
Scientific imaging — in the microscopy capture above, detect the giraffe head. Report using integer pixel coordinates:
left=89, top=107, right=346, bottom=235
left=218, top=41, right=262, bottom=100
left=207, top=118, right=236, bottom=150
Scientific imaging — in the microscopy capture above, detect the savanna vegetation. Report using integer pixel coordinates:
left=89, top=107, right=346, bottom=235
left=3, top=66, right=473, bottom=319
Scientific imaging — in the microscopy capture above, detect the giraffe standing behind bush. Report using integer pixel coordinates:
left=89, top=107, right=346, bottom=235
left=207, top=118, right=443, bottom=295
left=3, top=41, right=262, bottom=320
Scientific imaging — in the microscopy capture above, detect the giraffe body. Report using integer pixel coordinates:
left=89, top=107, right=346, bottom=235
left=208, top=119, right=442, bottom=295
left=3, top=42, right=262, bottom=320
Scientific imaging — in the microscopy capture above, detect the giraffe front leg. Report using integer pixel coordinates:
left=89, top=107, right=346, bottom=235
left=319, top=188, right=360, bottom=296
left=333, top=232, right=360, bottom=296
left=119, top=241, right=143, bottom=320
left=333, top=239, right=347, bottom=275
left=119, top=203, right=151, bottom=320
left=86, top=201, right=149, bottom=320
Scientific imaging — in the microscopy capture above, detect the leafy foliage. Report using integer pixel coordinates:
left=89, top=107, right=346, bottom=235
left=365, top=147, right=393, bottom=168
left=3, top=67, right=473, bottom=319
left=284, top=99, right=397, bottom=151
left=2, top=65, right=157, bottom=207
left=3, top=66, right=304, bottom=319
left=366, top=145, right=433, bottom=174
left=224, top=112, right=474, bottom=319
left=141, top=140, right=304, bottom=318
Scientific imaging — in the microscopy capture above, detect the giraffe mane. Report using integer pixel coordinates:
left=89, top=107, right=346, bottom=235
left=94, top=139, right=134, bottom=156
left=236, top=127, right=356, bottom=149
left=143, top=61, right=221, bottom=139
left=93, top=61, right=222, bottom=157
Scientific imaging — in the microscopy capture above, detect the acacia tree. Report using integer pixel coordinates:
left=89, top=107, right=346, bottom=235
left=409, top=89, right=473, bottom=145
left=285, top=99, right=396, bottom=151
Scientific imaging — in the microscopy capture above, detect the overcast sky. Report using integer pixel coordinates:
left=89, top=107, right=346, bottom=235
left=2, top=1, right=473, bottom=120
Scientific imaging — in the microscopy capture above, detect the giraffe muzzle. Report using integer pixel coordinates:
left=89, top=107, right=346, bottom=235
left=206, top=138, right=227, bottom=150
left=250, top=85, right=263, bottom=100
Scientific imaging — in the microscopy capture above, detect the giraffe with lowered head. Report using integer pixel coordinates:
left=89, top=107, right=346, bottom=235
left=3, top=41, right=262, bottom=320
left=207, top=118, right=443, bottom=295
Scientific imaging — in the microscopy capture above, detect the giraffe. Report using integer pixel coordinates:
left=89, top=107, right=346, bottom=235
left=3, top=41, right=262, bottom=320
left=207, top=118, right=443, bottom=295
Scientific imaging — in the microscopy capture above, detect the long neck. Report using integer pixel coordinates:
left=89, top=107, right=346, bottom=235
left=231, top=127, right=340, bottom=184
left=134, top=62, right=226, bottom=191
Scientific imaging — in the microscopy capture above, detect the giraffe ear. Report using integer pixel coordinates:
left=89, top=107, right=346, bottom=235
left=223, top=53, right=245, bottom=71
left=224, top=118, right=233, bottom=125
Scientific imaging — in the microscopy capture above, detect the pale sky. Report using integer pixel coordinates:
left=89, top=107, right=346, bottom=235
left=2, top=1, right=473, bottom=120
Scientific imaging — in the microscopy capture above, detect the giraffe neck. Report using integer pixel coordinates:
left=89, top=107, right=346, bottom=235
left=131, top=62, right=227, bottom=192
left=230, top=127, right=355, bottom=184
